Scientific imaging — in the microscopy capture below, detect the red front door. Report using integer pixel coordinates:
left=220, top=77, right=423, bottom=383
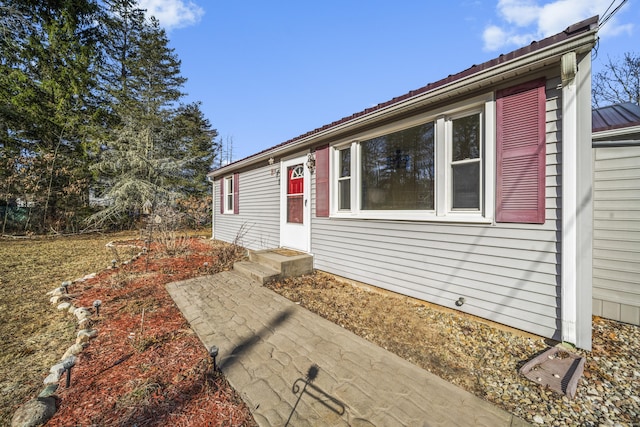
left=287, top=164, right=304, bottom=224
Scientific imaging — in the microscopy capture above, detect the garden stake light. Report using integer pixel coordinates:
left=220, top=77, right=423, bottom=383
left=63, top=357, right=76, bottom=388
left=93, top=300, right=102, bottom=316
left=62, top=281, right=71, bottom=293
left=111, top=259, right=117, bottom=268
left=66, top=366, right=72, bottom=388
left=209, top=345, right=219, bottom=371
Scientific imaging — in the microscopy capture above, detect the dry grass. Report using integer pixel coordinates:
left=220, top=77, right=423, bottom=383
left=0, top=231, right=139, bottom=425
left=0, top=229, right=215, bottom=425
left=267, top=272, right=640, bottom=426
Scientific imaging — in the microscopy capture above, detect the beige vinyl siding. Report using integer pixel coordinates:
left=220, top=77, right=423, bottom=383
left=310, top=78, right=563, bottom=340
left=214, top=165, right=280, bottom=250
left=592, top=145, right=640, bottom=325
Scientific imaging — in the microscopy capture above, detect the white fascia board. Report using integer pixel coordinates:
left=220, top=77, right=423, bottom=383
left=209, top=30, right=597, bottom=180
left=593, top=125, right=640, bottom=140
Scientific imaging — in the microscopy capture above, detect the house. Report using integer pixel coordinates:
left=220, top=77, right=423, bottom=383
left=208, top=17, right=599, bottom=350
left=592, top=103, right=640, bottom=326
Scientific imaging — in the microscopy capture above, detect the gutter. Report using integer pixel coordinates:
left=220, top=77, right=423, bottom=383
left=592, top=124, right=640, bottom=142
left=592, top=139, right=640, bottom=148
left=209, top=21, right=598, bottom=180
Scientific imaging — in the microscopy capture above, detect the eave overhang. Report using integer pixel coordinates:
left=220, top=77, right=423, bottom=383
left=209, top=17, right=598, bottom=179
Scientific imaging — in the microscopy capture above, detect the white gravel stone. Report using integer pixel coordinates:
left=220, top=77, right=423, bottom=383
left=73, top=307, right=92, bottom=320
left=533, top=415, right=544, bottom=424
left=61, top=343, right=84, bottom=360
left=56, top=302, right=71, bottom=311
left=49, top=362, right=66, bottom=378
left=47, top=287, right=64, bottom=297
left=77, top=329, right=97, bottom=338
left=43, top=373, right=59, bottom=385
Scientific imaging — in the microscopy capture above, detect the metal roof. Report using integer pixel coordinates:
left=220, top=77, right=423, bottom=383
left=592, top=102, right=640, bottom=132
left=210, top=16, right=599, bottom=177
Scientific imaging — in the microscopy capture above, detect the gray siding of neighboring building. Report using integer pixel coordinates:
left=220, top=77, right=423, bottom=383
left=592, top=145, right=640, bottom=325
left=213, top=164, right=280, bottom=251
left=310, top=78, right=564, bottom=340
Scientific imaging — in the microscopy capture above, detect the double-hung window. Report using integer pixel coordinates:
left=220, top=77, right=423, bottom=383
left=449, top=112, right=482, bottom=211
left=337, top=147, right=352, bottom=210
left=224, top=175, right=234, bottom=213
left=329, top=94, right=494, bottom=222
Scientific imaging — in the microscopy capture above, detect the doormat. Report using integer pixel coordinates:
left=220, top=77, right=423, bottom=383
left=520, top=346, right=586, bottom=399
left=273, top=248, right=304, bottom=257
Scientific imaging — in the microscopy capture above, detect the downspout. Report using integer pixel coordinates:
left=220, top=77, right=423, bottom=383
left=561, top=51, right=593, bottom=350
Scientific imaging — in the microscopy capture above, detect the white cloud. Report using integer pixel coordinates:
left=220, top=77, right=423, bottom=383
left=482, top=25, right=507, bottom=51
left=483, top=0, right=633, bottom=51
left=497, top=0, right=540, bottom=27
left=138, top=0, right=204, bottom=30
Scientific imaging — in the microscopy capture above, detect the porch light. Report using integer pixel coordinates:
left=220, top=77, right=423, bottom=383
left=306, top=152, right=316, bottom=173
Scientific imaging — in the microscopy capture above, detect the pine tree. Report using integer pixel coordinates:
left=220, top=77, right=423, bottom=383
left=169, top=101, right=219, bottom=197
left=89, top=16, right=191, bottom=226
left=0, top=0, right=101, bottom=232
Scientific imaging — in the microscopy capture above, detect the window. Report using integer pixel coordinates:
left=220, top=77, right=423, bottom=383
left=224, top=176, right=234, bottom=213
left=360, top=123, right=434, bottom=210
left=450, top=113, right=481, bottom=210
left=221, top=173, right=238, bottom=214
left=287, top=165, right=304, bottom=223
left=337, top=147, right=351, bottom=210
left=326, top=93, right=495, bottom=222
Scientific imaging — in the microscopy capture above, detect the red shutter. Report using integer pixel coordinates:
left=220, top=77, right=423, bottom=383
left=219, top=178, right=224, bottom=214
left=315, top=145, right=329, bottom=217
left=496, top=78, right=546, bottom=224
left=233, top=173, right=239, bottom=214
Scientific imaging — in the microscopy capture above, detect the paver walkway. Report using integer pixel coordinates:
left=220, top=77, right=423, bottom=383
left=166, top=271, right=531, bottom=427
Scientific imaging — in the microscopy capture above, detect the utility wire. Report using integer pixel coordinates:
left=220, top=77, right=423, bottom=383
left=599, top=0, right=628, bottom=30
left=600, top=0, right=616, bottom=21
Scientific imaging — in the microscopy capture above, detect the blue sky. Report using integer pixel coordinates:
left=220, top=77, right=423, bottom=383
left=138, top=0, right=638, bottom=162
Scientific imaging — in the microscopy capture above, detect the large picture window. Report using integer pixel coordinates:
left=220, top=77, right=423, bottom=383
left=360, top=123, right=435, bottom=210
left=329, top=94, right=494, bottom=221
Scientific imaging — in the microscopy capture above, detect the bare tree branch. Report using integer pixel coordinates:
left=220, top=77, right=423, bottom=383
left=593, top=52, right=640, bottom=107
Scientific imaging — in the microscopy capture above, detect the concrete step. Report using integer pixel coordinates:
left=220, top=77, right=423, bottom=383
left=249, top=249, right=313, bottom=278
left=233, top=260, right=281, bottom=285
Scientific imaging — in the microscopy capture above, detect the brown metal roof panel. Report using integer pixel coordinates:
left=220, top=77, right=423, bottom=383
left=592, top=103, right=640, bottom=132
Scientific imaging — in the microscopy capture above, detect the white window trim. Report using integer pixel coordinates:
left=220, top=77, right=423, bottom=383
left=446, top=108, right=483, bottom=214
left=330, top=93, right=495, bottom=223
left=223, top=175, right=234, bottom=214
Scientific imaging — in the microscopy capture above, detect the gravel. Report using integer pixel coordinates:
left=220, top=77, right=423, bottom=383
left=267, top=272, right=640, bottom=426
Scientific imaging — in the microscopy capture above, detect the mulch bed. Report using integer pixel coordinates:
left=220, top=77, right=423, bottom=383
left=46, top=238, right=256, bottom=427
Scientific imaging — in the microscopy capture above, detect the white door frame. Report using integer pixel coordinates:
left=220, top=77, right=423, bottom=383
left=280, top=154, right=311, bottom=252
